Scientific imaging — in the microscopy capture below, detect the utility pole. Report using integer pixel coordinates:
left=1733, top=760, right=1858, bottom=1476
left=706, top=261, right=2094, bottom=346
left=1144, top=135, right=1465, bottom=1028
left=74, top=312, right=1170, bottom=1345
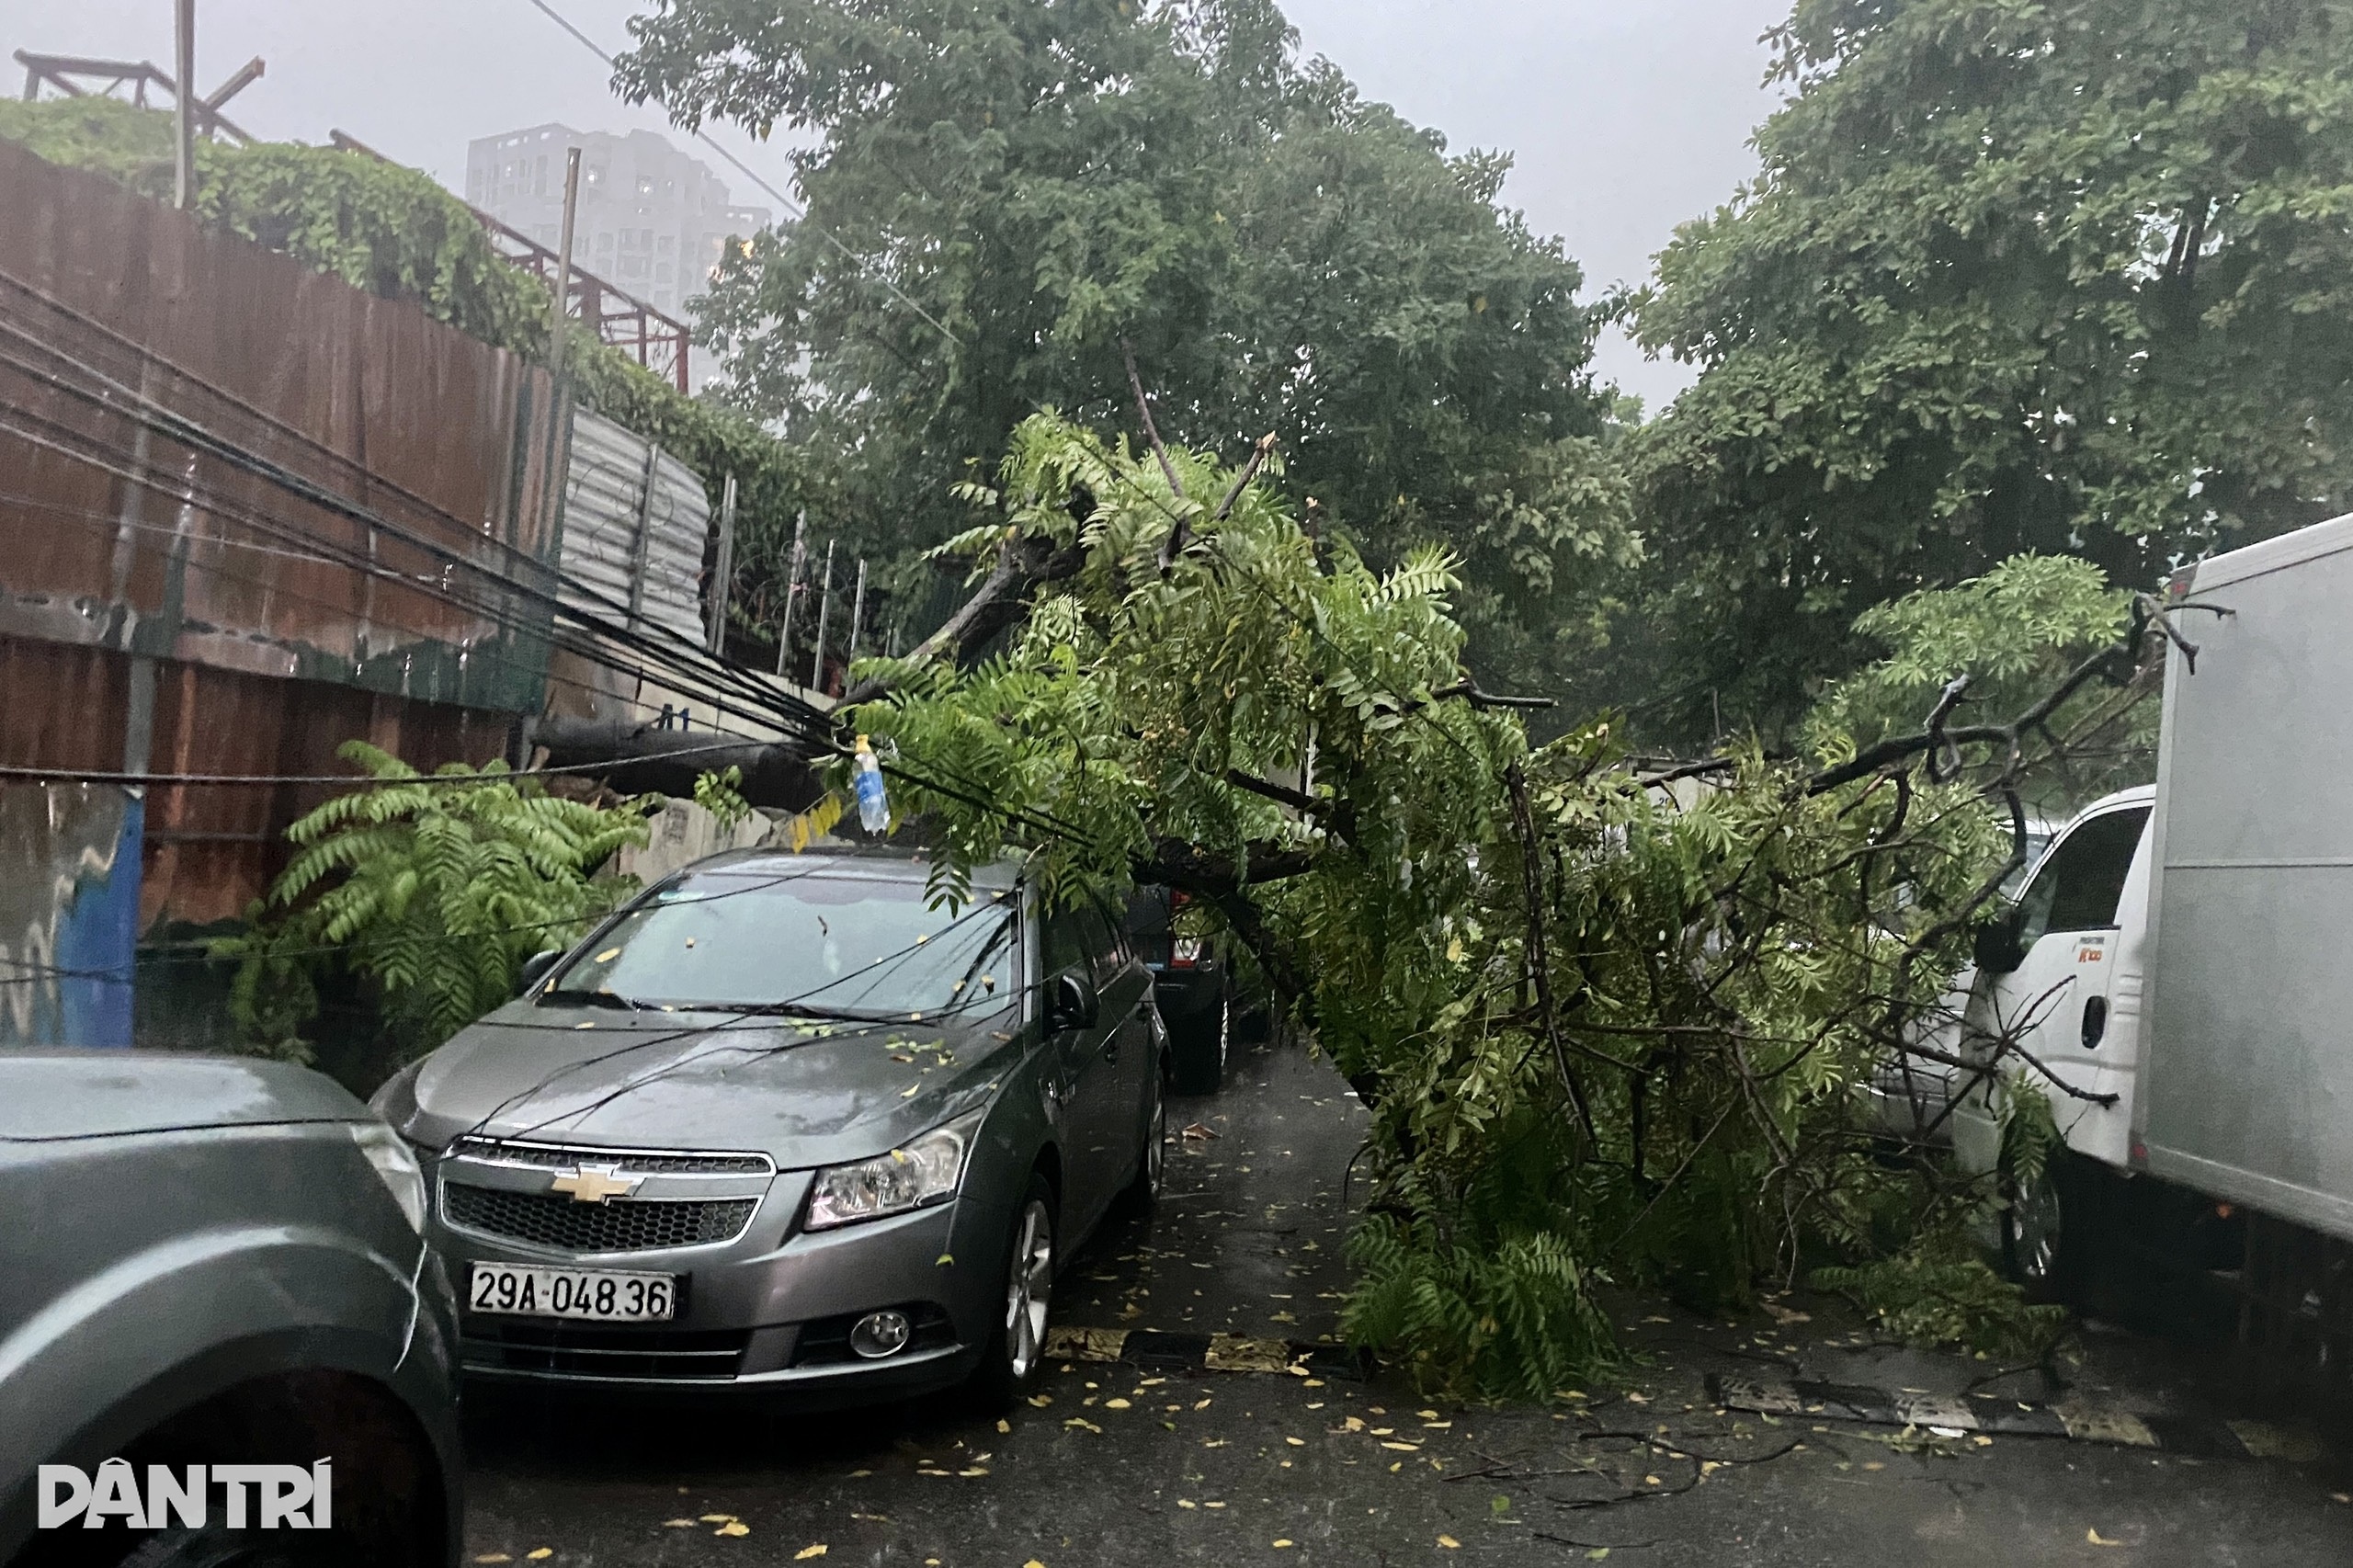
left=172, top=0, right=196, bottom=210
left=846, top=559, right=867, bottom=669
left=707, top=473, right=737, bottom=657
left=547, top=147, right=583, bottom=381
left=774, top=510, right=806, bottom=676
left=809, top=539, right=836, bottom=693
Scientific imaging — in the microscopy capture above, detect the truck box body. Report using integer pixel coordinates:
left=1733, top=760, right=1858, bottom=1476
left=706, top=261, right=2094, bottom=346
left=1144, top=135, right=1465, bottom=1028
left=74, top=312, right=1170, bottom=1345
left=2143, top=513, right=2353, bottom=1240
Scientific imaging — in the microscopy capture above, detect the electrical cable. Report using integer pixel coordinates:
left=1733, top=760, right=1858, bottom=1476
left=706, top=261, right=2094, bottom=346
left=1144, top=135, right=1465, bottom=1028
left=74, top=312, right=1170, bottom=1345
left=0, top=341, right=836, bottom=753
left=0, top=280, right=837, bottom=744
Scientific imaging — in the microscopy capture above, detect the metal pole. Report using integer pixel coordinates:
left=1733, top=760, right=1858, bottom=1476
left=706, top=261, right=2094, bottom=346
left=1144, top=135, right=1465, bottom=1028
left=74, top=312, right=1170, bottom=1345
left=847, top=559, right=867, bottom=669
left=547, top=147, right=583, bottom=380
left=775, top=510, right=806, bottom=676
left=173, top=0, right=196, bottom=210
left=708, top=473, right=737, bottom=656
left=809, top=539, right=836, bottom=693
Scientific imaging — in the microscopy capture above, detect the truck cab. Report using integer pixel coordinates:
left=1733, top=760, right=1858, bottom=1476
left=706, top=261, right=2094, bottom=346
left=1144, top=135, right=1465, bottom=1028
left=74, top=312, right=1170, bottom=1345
left=1951, top=787, right=2157, bottom=1177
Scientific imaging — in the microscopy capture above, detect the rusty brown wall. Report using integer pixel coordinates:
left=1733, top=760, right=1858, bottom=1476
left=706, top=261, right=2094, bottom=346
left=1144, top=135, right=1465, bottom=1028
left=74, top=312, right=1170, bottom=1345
left=0, top=135, right=564, bottom=713
left=0, top=136, right=571, bottom=935
left=0, top=635, right=509, bottom=928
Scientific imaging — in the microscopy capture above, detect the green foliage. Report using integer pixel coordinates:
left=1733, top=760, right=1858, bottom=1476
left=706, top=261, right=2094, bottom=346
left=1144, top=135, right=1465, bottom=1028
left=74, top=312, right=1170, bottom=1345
left=211, top=742, right=654, bottom=1060
left=618, top=0, right=1633, bottom=698
left=0, top=97, right=828, bottom=651
left=1814, top=1245, right=2067, bottom=1358
left=1621, top=0, right=2353, bottom=741
left=854, top=411, right=2073, bottom=1393
left=694, top=766, right=755, bottom=829
left=1808, top=554, right=2154, bottom=807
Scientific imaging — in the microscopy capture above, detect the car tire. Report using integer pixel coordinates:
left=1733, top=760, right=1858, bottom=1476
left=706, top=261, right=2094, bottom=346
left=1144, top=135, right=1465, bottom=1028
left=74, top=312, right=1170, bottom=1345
left=119, top=1528, right=324, bottom=1568
left=1169, top=986, right=1229, bottom=1096
left=971, top=1175, right=1057, bottom=1411
left=1120, top=1073, right=1168, bottom=1214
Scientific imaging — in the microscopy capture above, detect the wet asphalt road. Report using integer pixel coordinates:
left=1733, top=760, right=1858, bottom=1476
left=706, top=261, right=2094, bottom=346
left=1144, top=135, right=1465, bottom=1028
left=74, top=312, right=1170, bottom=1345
left=461, top=1041, right=2353, bottom=1567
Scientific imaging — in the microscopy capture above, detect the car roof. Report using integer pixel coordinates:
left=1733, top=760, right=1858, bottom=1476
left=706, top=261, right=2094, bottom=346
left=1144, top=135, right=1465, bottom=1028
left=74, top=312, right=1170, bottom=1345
left=679, top=843, right=1025, bottom=890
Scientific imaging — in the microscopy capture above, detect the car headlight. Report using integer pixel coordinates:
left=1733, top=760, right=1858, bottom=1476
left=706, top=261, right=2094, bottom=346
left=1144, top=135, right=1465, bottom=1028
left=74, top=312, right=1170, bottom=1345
left=805, top=1109, right=984, bottom=1232
left=350, top=1121, right=428, bottom=1233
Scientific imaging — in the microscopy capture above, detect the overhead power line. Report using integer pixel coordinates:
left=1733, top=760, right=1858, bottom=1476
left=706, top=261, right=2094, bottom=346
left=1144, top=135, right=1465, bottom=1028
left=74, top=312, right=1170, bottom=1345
left=516, top=0, right=963, bottom=349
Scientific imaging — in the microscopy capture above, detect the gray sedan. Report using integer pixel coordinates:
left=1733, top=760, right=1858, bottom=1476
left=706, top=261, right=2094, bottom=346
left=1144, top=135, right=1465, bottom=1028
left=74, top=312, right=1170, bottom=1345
left=369, top=845, right=1167, bottom=1407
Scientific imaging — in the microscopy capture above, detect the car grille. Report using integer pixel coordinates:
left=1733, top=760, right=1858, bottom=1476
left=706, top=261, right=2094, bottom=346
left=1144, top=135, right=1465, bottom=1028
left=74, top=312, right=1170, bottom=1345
left=443, top=1184, right=759, bottom=1253
left=446, top=1137, right=773, bottom=1176
left=462, top=1321, right=750, bottom=1381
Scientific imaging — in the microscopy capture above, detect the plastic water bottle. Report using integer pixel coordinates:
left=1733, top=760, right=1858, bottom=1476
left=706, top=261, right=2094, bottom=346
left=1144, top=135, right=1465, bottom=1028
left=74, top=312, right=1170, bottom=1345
left=853, top=735, right=890, bottom=832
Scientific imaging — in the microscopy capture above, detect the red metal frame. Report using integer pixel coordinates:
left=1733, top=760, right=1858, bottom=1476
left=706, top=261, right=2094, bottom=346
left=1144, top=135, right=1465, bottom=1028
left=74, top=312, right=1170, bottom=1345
left=330, top=132, right=692, bottom=393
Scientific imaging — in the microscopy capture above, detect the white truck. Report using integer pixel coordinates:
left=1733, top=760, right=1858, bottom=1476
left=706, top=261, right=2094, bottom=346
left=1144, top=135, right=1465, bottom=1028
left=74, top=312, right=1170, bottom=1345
left=1925, top=513, right=2353, bottom=1375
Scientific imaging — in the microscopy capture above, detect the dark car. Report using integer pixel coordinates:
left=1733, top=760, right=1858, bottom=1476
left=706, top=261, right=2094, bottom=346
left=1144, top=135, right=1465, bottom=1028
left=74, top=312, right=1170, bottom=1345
left=1124, top=885, right=1260, bottom=1094
left=369, top=846, right=1166, bottom=1408
left=1, top=1049, right=462, bottom=1568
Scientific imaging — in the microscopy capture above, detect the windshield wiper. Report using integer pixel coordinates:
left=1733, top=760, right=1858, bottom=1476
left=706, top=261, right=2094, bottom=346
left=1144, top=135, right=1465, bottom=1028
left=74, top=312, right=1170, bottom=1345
left=537, top=987, right=646, bottom=1012
left=716, top=1000, right=869, bottom=1019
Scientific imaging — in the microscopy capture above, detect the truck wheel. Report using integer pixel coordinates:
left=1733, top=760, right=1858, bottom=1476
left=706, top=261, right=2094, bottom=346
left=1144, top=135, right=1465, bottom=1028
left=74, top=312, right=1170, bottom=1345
left=1169, top=987, right=1229, bottom=1095
left=2001, top=1151, right=2091, bottom=1304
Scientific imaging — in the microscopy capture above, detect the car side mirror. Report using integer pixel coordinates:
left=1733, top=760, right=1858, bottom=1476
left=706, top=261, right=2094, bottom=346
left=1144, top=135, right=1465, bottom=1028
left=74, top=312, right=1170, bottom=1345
left=1972, top=910, right=2027, bottom=975
left=1045, top=971, right=1100, bottom=1033
left=518, top=949, right=563, bottom=993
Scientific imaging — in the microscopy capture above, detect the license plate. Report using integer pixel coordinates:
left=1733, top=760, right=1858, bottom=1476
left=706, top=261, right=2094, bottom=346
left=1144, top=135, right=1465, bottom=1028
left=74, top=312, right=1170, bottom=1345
left=467, top=1263, right=676, bottom=1322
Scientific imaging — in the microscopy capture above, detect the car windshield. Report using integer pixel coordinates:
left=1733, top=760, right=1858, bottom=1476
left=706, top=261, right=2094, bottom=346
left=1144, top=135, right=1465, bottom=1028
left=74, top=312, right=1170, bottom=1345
left=546, top=869, right=1017, bottom=1018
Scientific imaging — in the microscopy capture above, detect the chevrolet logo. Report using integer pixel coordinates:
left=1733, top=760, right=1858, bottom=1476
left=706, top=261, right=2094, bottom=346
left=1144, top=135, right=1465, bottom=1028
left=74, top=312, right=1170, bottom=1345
left=549, top=1163, right=642, bottom=1203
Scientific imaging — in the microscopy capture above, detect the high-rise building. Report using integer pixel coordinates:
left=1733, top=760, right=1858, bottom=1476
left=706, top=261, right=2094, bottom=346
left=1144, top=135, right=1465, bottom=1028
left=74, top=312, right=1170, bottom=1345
left=463, top=124, right=771, bottom=383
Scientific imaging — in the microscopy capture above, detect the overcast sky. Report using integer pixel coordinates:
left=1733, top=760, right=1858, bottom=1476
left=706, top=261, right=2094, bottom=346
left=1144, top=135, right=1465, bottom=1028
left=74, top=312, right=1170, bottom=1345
left=2, top=0, right=1788, bottom=408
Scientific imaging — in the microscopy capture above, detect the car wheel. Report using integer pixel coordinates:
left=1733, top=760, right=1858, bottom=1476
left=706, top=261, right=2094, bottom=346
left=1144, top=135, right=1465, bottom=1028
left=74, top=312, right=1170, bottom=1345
left=120, top=1528, right=323, bottom=1568
left=1170, top=986, right=1229, bottom=1095
left=1121, top=1073, right=1168, bottom=1213
left=972, top=1175, right=1056, bottom=1409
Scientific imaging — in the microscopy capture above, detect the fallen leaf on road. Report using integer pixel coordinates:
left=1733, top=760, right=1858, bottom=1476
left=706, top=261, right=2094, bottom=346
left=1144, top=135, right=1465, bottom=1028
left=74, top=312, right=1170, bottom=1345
left=1643, top=1475, right=1663, bottom=1487
left=997, top=1419, right=1012, bottom=1433
left=526, top=1553, right=551, bottom=1563
left=1381, top=1441, right=1421, bottom=1452
left=662, top=1519, right=695, bottom=1528
left=1272, top=1540, right=1295, bottom=1549
left=794, top=1549, right=827, bottom=1561
left=1181, top=1122, right=1221, bottom=1140
left=715, top=1521, right=750, bottom=1537
left=2087, top=1529, right=2123, bottom=1548
left=1104, top=1399, right=1131, bottom=1410
left=1438, top=1536, right=1461, bottom=1549
left=1028, top=1394, right=1053, bottom=1407
left=960, top=1468, right=989, bottom=1477
left=472, top=1558, right=510, bottom=1565
left=699, top=1516, right=736, bottom=1524
left=1285, top=1437, right=1305, bottom=1447
left=1177, top=1500, right=1198, bottom=1509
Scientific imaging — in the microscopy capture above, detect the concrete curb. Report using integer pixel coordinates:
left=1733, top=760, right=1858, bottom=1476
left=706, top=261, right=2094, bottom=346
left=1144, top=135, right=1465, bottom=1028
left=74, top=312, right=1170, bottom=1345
left=1709, top=1374, right=2326, bottom=1460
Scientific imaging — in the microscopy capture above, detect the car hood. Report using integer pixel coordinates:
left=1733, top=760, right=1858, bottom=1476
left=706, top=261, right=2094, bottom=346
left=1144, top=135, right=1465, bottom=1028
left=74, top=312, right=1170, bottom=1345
left=0, top=1049, right=369, bottom=1141
left=384, top=999, right=1029, bottom=1169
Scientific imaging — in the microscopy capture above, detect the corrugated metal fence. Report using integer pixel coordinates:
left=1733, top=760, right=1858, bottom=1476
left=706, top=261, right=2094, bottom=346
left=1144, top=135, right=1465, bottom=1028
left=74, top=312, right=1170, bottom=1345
left=559, top=408, right=712, bottom=651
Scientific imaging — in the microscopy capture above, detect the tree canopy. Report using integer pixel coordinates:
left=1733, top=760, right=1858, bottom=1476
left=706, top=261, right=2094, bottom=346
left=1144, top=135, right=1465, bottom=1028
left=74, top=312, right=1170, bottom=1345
left=616, top=0, right=1634, bottom=697
left=1620, top=0, right=2353, bottom=742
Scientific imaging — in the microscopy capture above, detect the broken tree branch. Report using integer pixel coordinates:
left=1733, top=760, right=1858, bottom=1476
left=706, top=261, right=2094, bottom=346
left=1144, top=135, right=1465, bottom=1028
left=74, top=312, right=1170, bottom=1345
left=1507, top=759, right=1601, bottom=1150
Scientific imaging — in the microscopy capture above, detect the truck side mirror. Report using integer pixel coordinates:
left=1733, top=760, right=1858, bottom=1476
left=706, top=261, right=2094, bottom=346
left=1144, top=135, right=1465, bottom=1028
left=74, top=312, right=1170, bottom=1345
left=518, top=949, right=563, bottom=993
left=1972, top=910, right=2027, bottom=975
left=1045, top=971, right=1100, bottom=1033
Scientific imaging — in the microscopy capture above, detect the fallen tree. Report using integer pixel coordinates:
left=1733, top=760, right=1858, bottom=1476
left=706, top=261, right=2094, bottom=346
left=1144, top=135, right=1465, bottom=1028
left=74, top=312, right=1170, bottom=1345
left=843, top=409, right=2168, bottom=1395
